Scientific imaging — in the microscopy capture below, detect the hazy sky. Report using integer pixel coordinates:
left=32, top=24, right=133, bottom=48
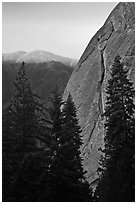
left=2, top=2, right=117, bottom=59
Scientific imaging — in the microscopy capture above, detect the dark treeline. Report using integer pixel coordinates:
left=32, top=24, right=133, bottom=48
left=2, top=62, right=92, bottom=201
left=2, top=55, right=135, bottom=202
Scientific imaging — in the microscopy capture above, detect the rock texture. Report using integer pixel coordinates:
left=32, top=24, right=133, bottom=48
left=63, top=2, right=135, bottom=184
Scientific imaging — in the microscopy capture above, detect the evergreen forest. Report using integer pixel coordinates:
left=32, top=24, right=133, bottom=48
left=2, top=62, right=92, bottom=201
left=2, top=55, right=135, bottom=201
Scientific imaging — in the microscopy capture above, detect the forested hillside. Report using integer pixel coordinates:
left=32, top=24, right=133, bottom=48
left=3, top=61, right=73, bottom=106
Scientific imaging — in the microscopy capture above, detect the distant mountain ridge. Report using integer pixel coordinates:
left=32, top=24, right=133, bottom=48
left=2, top=51, right=26, bottom=62
left=2, top=50, right=77, bottom=67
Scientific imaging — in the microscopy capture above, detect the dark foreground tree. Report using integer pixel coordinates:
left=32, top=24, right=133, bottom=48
left=47, top=91, right=92, bottom=201
left=60, top=94, right=91, bottom=201
left=2, top=62, right=50, bottom=201
left=44, top=87, right=64, bottom=201
left=95, top=55, right=135, bottom=201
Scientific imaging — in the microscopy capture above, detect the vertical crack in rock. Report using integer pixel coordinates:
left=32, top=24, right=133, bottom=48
left=98, top=48, right=106, bottom=117
left=97, top=23, right=114, bottom=117
left=82, top=45, right=107, bottom=152
left=82, top=26, right=114, bottom=181
left=100, top=50, right=105, bottom=85
left=76, top=21, right=114, bottom=73
left=82, top=44, right=107, bottom=182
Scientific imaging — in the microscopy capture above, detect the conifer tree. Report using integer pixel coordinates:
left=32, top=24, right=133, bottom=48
left=95, top=55, right=135, bottom=201
left=47, top=91, right=91, bottom=201
left=2, top=62, right=50, bottom=201
left=45, top=87, right=64, bottom=201
left=60, top=94, right=91, bottom=201
left=3, top=62, right=46, bottom=163
left=12, top=61, right=47, bottom=153
left=2, top=105, right=17, bottom=201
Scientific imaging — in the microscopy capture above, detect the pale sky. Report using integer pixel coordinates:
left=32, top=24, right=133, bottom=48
left=2, top=2, right=118, bottom=59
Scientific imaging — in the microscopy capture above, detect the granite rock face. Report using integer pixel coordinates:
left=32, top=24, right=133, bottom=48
left=63, top=2, right=135, bottom=184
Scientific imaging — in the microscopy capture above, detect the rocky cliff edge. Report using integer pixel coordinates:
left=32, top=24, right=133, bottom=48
left=63, top=2, right=135, bottom=184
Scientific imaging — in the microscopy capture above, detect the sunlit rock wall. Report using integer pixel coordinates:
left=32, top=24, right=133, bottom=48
left=63, top=2, right=135, bottom=183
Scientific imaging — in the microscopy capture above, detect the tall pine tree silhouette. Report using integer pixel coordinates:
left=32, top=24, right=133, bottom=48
left=45, top=87, right=64, bottom=201
left=2, top=62, right=50, bottom=201
left=47, top=90, right=91, bottom=201
left=61, top=94, right=91, bottom=201
left=95, top=55, right=135, bottom=201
